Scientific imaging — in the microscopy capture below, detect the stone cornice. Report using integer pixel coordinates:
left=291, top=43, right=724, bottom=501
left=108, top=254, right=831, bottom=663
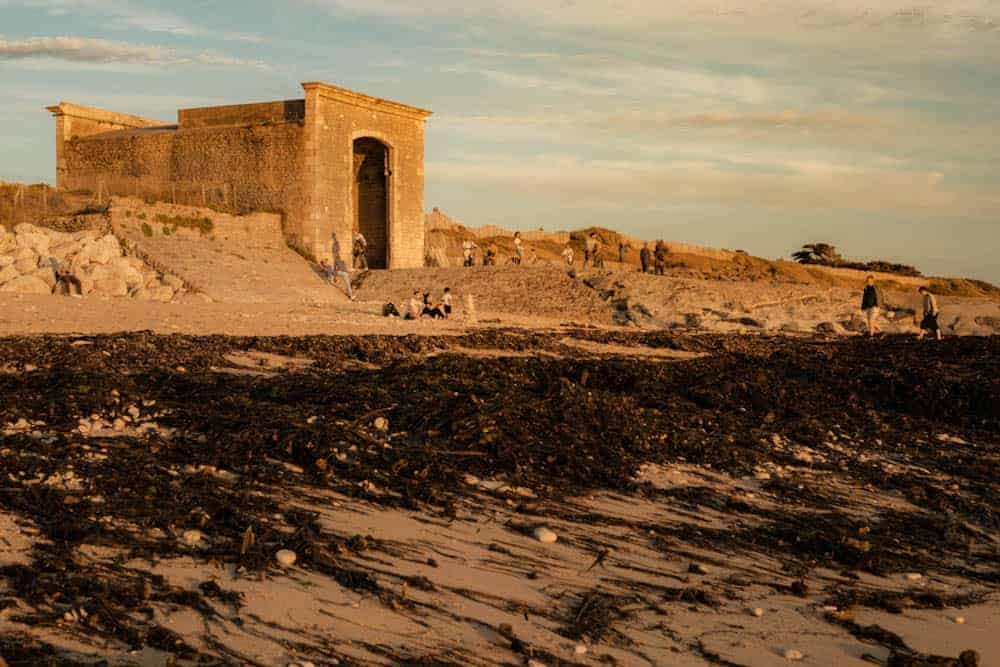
left=46, top=102, right=168, bottom=128
left=301, top=82, right=432, bottom=122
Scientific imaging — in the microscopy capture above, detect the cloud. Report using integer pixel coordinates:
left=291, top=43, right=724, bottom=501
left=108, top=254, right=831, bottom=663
left=0, top=36, right=268, bottom=68
left=427, top=153, right=1000, bottom=221
left=6, top=1, right=261, bottom=42
left=318, top=0, right=1000, bottom=33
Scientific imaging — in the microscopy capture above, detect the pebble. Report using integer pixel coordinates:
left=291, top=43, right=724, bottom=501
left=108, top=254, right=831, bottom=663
left=574, top=644, right=588, bottom=655
left=688, top=562, right=710, bottom=575
left=373, top=416, right=389, bottom=431
left=276, top=549, right=297, bottom=567
left=784, top=649, right=804, bottom=661
left=462, top=474, right=481, bottom=486
left=533, top=526, right=558, bottom=544
left=112, top=418, right=126, bottom=431
left=181, top=529, right=203, bottom=546
left=751, top=607, right=764, bottom=617
left=127, top=406, right=140, bottom=419
left=905, top=573, right=923, bottom=582
left=755, top=471, right=772, bottom=481
left=953, top=616, right=966, bottom=624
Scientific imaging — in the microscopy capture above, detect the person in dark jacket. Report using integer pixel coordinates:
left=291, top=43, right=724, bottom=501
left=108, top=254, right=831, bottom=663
left=917, top=286, right=942, bottom=341
left=639, top=243, right=651, bottom=273
left=860, top=275, right=881, bottom=337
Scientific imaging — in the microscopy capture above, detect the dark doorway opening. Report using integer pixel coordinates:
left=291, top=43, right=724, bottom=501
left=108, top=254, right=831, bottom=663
left=352, top=137, right=389, bottom=269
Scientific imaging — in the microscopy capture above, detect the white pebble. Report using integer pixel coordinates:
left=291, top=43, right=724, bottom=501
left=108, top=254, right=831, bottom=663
left=752, top=607, right=764, bottom=617
left=373, top=416, right=389, bottom=431
left=574, top=644, right=588, bottom=655
left=276, top=549, right=297, bottom=567
left=784, top=649, right=804, bottom=661
left=533, top=526, right=558, bottom=544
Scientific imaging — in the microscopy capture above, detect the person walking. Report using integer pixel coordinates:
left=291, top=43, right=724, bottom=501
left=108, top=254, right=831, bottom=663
left=860, top=275, right=882, bottom=337
left=584, top=233, right=596, bottom=267
left=512, top=231, right=523, bottom=265
left=618, top=241, right=627, bottom=264
left=321, top=256, right=354, bottom=300
left=561, top=244, right=575, bottom=267
left=653, top=241, right=668, bottom=275
left=352, top=231, right=368, bottom=270
left=917, top=286, right=942, bottom=341
left=462, top=239, right=478, bottom=267
left=639, top=243, right=651, bottom=274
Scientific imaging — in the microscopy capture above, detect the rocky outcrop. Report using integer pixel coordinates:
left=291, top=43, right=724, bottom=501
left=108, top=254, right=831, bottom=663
left=0, top=223, right=185, bottom=300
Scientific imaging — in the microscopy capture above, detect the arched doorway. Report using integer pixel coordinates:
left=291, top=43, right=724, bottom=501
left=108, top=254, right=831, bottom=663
left=352, top=137, right=389, bottom=269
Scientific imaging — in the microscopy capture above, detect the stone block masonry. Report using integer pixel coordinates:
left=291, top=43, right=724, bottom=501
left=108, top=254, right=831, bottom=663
left=48, top=82, right=431, bottom=269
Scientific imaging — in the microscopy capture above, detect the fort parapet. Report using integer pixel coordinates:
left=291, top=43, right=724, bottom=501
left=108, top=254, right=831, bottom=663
left=48, top=82, right=432, bottom=268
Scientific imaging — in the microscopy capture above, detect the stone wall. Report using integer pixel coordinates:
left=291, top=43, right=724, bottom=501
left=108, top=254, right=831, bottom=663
left=58, top=122, right=305, bottom=245
left=50, top=82, right=431, bottom=269
left=302, top=82, right=429, bottom=268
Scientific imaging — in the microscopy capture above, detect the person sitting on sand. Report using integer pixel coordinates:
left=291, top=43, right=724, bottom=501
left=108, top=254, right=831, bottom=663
left=917, top=286, right=942, bottom=341
left=320, top=256, right=354, bottom=300
left=421, top=292, right=445, bottom=319
left=404, top=290, right=423, bottom=320
left=51, top=258, right=83, bottom=296
left=860, top=275, right=882, bottom=337
left=640, top=243, right=651, bottom=274
left=382, top=302, right=400, bottom=317
left=442, top=287, right=453, bottom=318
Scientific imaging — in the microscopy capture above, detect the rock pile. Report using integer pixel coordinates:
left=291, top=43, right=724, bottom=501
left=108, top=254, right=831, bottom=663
left=0, top=223, right=185, bottom=300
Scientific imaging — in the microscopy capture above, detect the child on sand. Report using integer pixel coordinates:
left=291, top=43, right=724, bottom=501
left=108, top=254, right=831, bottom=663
left=442, top=287, right=453, bottom=318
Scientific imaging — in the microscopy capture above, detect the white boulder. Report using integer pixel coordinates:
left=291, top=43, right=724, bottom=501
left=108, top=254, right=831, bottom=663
left=0, top=264, right=19, bottom=285
left=0, top=275, right=51, bottom=295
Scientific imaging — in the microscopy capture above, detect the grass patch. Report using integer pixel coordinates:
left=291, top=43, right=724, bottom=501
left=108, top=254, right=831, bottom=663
left=137, top=212, right=146, bottom=220
left=154, top=213, right=214, bottom=236
left=141, top=222, right=153, bottom=237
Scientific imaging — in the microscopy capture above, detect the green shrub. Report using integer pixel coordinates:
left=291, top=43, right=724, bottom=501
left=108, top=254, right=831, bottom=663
left=154, top=213, right=213, bottom=235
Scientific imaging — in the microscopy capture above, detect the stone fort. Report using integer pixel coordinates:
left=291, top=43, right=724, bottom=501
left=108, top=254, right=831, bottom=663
left=47, top=81, right=432, bottom=268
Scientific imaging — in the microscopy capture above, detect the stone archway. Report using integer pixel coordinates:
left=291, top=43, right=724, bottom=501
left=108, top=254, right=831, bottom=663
left=352, top=137, right=389, bottom=269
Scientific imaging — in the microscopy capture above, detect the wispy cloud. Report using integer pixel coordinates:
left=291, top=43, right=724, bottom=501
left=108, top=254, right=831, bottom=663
left=7, top=0, right=262, bottom=42
left=318, top=0, right=1000, bottom=33
left=429, top=153, right=1000, bottom=221
left=0, top=36, right=268, bottom=68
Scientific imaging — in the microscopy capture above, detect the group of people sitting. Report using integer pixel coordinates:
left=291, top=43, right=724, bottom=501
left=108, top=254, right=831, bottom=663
left=383, top=288, right=453, bottom=320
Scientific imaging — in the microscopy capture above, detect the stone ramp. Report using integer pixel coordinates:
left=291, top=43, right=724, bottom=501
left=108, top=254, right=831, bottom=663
left=108, top=197, right=344, bottom=304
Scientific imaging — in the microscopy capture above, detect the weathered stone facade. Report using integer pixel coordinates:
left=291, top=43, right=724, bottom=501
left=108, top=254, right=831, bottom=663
left=48, top=82, right=431, bottom=268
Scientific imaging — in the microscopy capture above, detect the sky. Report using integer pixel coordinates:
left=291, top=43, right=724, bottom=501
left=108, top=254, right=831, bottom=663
left=1, top=1, right=998, bottom=281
